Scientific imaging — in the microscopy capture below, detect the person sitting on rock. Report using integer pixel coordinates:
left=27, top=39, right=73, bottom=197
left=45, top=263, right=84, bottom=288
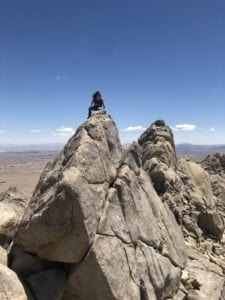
left=88, top=91, right=105, bottom=118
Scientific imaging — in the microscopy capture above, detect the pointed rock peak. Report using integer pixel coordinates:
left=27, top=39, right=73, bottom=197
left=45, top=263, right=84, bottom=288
left=64, top=111, right=121, bottom=158
left=138, top=119, right=177, bottom=169
left=138, top=119, right=175, bottom=148
left=14, top=111, right=123, bottom=263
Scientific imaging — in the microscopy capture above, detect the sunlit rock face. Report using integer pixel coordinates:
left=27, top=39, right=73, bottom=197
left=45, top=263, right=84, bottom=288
left=12, top=113, right=187, bottom=300
left=139, top=120, right=225, bottom=300
left=0, top=187, right=28, bottom=248
left=9, top=114, right=225, bottom=299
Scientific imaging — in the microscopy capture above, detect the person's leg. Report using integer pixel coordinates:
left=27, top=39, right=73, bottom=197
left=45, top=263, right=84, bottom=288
left=88, top=106, right=92, bottom=118
left=89, top=105, right=100, bottom=117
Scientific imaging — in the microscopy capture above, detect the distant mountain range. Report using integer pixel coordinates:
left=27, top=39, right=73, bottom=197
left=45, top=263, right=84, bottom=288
left=124, top=143, right=225, bottom=161
left=0, top=143, right=64, bottom=153
left=0, top=143, right=224, bottom=161
left=175, top=143, right=225, bottom=161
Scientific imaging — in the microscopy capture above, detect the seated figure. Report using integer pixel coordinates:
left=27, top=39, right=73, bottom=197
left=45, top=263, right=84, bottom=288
left=88, top=91, right=105, bottom=118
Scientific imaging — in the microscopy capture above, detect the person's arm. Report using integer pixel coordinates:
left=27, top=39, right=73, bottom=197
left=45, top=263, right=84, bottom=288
left=102, top=99, right=105, bottom=109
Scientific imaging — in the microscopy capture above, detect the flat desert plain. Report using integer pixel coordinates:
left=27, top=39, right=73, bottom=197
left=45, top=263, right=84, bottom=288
left=1, top=145, right=224, bottom=199
left=0, top=152, right=58, bottom=198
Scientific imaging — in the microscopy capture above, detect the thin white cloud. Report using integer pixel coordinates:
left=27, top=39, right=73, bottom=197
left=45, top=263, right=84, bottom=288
left=122, top=126, right=146, bottom=132
left=56, top=75, right=69, bottom=80
left=0, top=130, right=5, bottom=134
left=52, top=127, right=75, bottom=138
left=56, top=127, right=74, bottom=134
left=175, top=124, right=196, bottom=131
left=170, top=126, right=178, bottom=132
left=209, top=127, right=216, bottom=132
left=30, top=129, right=42, bottom=133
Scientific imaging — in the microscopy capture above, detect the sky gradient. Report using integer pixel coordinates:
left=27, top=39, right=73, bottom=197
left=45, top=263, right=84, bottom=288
left=1, top=0, right=225, bottom=145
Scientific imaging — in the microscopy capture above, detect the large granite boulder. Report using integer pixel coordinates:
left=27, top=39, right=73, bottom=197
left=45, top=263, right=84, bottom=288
left=182, top=258, right=225, bottom=300
left=0, top=187, right=28, bottom=248
left=12, top=112, right=187, bottom=300
left=63, top=142, right=186, bottom=299
left=201, top=153, right=225, bottom=219
left=14, top=112, right=123, bottom=263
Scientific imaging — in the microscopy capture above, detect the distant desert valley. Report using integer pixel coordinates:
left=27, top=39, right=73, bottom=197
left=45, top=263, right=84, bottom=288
left=0, top=151, right=58, bottom=197
left=0, top=143, right=225, bottom=198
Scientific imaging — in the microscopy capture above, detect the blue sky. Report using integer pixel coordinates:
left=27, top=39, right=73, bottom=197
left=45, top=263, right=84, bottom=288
left=0, top=0, right=224, bottom=145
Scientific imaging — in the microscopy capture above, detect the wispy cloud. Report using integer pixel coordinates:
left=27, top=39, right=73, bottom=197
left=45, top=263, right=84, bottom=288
left=0, top=129, right=5, bottom=134
left=175, top=124, right=196, bottom=131
left=52, top=127, right=75, bottom=138
left=56, top=75, right=69, bottom=80
left=170, top=126, right=179, bottom=132
left=30, top=129, right=42, bottom=133
left=122, top=126, right=146, bottom=132
left=209, top=127, right=216, bottom=132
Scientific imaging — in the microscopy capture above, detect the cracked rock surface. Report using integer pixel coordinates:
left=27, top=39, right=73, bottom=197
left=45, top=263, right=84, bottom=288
left=11, top=113, right=187, bottom=300
left=0, top=263, right=27, bottom=300
left=138, top=120, right=225, bottom=300
left=9, top=114, right=225, bottom=299
left=0, top=187, right=28, bottom=248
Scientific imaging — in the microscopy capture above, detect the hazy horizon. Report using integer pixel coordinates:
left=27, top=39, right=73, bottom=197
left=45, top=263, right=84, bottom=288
left=0, top=141, right=225, bottom=147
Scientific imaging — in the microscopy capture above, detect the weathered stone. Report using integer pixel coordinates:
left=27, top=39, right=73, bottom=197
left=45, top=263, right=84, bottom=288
left=8, top=244, right=62, bottom=278
left=172, top=288, right=187, bottom=300
left=0, top=246, right=7, bottom=266
left=9, top=245, right=43, bottom=277
left=201, top=153, right=225, bottom=175
left=63, top=145, right=186, bottom=298
left=63, top=235, right=181, bottom=300
left=10, top=115, right=224, bottom=300
left=197, top=211, right=224, bottom=240
left=185, top=289, right=205, bottom=300
left=136, top=121, right=225, bottom=299
left=0, top=263, right=27, bottom=300
left=201, top=154, right=225, bottom=221
left=184, top=258, right=224, bottom=300
left=212, top=244, right=225, bottom=256
left=26, top=269, right=66, bottom=300
left=14, top=113, right=123, bottom=263
left=12, top=114, right=187, bottom=300
left=0, top=187, right=27, bottom=248
left=139, top=121, right=177, bottom=169
left=221, top=286, right=225, bottom=300
left=63, top=139, right=186, bottom=299
left=179, top=159, right=215, bottom=208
